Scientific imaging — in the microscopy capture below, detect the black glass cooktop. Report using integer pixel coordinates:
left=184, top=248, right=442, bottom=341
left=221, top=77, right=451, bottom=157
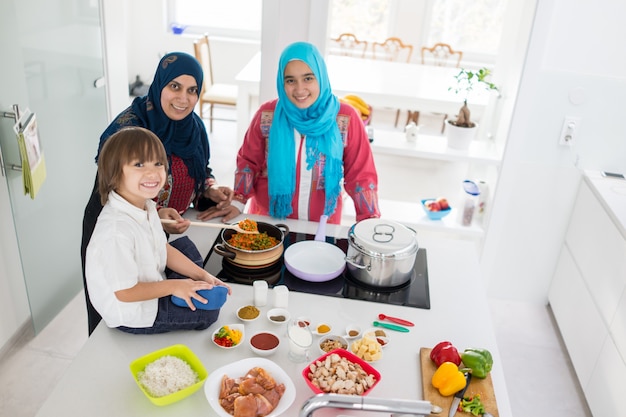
left=203, top=231, right=430, bottom=309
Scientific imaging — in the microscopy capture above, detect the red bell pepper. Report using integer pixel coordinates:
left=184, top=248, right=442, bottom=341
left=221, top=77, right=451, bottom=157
left=430, top=341, right=462, bottom=367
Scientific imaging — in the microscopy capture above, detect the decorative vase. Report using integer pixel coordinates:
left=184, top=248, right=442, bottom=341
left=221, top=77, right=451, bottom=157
left=445, top=120, right=477, bottom=150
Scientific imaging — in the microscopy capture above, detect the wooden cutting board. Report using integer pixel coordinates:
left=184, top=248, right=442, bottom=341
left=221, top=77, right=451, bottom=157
left=420, top=348, right=499, bottom=417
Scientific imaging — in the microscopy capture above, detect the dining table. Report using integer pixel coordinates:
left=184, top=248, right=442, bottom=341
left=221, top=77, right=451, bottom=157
left=234, top=53, right=490, bottom=143
left=35, top=213, right=512, bottom=417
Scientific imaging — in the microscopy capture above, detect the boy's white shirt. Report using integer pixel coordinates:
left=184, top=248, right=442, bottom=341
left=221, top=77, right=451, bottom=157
left=85, top=191, right=167, bottom=328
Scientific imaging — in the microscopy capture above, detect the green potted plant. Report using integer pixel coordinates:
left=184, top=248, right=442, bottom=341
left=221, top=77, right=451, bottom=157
left=446, top=67, right=500, bottom=149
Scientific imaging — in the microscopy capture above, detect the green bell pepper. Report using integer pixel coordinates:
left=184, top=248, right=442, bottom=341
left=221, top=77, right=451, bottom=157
left=460, top=348, right=493, bottom=379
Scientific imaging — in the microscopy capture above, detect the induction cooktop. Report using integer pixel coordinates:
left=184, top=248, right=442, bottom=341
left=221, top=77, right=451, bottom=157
left=203, top=231, right=430, bottom=309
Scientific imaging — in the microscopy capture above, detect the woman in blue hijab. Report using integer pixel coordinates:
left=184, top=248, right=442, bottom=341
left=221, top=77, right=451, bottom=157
left=232, top=42, right=380, bottom=224
left=80, top=52, right=235, bottom=335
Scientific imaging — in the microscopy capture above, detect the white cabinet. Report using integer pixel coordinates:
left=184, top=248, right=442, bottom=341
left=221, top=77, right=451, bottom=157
left=549, top=247, right=606, bottom=385
left=585, top=337, right=626, bottom=417
left=549, top=177, right=626, bottom=417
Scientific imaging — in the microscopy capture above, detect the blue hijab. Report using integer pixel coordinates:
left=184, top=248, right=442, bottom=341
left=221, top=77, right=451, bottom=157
left=267, top=42, right=343, bottom=219
left=97, top=52, right=208, bottom=192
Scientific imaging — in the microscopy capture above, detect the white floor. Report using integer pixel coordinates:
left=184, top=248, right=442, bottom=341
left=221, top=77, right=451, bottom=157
left=0, top=107, right=593, bottom=417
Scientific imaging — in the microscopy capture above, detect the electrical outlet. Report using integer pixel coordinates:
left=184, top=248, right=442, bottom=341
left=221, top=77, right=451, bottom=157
left=559, top=116, right=581, bottom=146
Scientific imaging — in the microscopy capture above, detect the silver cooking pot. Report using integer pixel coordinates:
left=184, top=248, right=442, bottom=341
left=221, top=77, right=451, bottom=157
left=345, top=218, right=418, bottom=287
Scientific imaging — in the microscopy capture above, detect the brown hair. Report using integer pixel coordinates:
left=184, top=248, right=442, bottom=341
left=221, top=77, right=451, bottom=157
left=97, top=127, right=168, bottom=205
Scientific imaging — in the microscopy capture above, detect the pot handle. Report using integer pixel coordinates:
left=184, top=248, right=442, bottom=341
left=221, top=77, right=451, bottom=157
left=344, top=255, right=371, bottom=271
left=314, top=215, right=328, bottom=241
left=213, top=244, right=236, bottom=260
left=275, top=223, right=290, bottom=235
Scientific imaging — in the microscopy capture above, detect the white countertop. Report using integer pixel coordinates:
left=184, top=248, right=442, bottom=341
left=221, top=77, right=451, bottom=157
left=36, top=214, right=512, bottom=417
left=584, top=170, right=626, bottom=239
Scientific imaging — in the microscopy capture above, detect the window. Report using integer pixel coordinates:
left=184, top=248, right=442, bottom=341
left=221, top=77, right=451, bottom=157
left=427, top=0, right=507, bottom=58
left=328, top=0, right=392, bottom=42
left=168, top=0, right=507, bottom=63
left=167, top=0, right=262, bottom=39
left=328, top=0, right=508, bottom=64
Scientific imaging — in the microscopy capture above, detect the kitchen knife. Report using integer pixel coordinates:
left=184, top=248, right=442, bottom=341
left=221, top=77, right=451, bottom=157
left=449, top=372, right=472, bottom=417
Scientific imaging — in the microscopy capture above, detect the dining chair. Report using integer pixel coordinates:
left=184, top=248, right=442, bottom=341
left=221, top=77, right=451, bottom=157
left=371, top=37, right=414, bottom=127
left=193, top=34, right=238, bottom=132
left=329, top=33, right=368, bottom=58
left=420, top=42, right=463, bottom=67
left=411, top=43, right=464, bottom=133
left=371, top=37, right=413, bottom=63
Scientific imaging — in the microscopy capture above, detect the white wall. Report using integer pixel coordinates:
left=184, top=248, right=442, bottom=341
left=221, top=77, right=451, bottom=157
left=481, top=0, right=626, bottom=302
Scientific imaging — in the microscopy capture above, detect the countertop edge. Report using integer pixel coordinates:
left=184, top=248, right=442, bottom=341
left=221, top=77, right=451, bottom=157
left=584, top=170, right=626, bottom=240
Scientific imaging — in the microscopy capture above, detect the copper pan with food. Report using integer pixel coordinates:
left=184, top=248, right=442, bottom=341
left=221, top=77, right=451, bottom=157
left=213, top=220, right=289, bottom=267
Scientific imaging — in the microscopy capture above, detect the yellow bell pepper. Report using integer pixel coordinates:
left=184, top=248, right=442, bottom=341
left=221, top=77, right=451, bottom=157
left=431, top=361, right=467, bottom=396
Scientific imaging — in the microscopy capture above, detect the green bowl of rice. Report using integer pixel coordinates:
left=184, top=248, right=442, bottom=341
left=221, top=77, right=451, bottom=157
left=129, top=344, right=208, bottom=406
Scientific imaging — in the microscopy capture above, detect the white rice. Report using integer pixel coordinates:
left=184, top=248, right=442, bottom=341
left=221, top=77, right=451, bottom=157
left=137, top=355, right=199, bottom=398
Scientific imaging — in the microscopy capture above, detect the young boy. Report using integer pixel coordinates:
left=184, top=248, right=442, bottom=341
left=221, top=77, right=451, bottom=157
left=85, top=126, right=230, bottom=334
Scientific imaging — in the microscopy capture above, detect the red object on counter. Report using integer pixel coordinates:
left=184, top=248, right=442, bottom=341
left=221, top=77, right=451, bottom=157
left=430, top=341, right=462, bottom=367
left=378, top=313, right=415, bottom=327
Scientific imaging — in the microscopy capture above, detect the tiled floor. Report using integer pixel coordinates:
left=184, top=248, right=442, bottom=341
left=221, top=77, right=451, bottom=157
left=0, top=108, right=593, bottom=417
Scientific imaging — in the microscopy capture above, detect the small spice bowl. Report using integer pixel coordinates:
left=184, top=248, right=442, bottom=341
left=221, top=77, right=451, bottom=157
left=267, top=308, right=291, bottom=325
left=318, top=334, right=349, bottom=354
left=237, top=305, right=260, bottom=322
left=345, top=324, right=362, bottom=339
left=375, top=336, right=390, bottom=348
left=295, top=316, right=312, bottom=328
left=312, top=322, right=332, bottom=336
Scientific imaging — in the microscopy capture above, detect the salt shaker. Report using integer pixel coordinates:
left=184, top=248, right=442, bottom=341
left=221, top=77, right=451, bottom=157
left=273, top=285, right=289, bottom=308
left=253, top=280, right=268, bottom=307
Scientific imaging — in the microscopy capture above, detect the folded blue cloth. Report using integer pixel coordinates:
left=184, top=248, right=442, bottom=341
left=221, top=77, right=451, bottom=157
left=171, top=286, right=228, bottom=310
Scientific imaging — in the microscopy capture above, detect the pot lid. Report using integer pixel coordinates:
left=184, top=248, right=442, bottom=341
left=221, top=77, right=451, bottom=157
left=350, top=218, right=416, bottom=254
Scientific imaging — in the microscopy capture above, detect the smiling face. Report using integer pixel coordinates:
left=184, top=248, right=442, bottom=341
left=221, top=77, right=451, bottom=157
left=283, top=60, right=320, bottom=109
left=116, top=158, right=166, bottom=209
left=160, top=74, right=199, bottom=120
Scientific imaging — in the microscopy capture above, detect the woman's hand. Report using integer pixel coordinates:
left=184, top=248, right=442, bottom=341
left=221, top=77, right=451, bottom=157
left=158, top=207, right=190, bottom=234
left=196, top=205, right=241, bottom=222
left=205, top=185, right=234, bottom=209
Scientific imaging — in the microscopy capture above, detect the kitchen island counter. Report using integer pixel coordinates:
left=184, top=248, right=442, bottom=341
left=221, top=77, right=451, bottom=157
left=36, top=214, right=512, bottom=417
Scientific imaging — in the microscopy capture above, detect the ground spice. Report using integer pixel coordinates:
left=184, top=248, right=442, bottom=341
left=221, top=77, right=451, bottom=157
left=238, top=305, right=260, bottom=319
left=317, top=324, right=330, bottom=334
left=348, top=330, right=359, bottom=337
left=269, top=315, right=286, bottom=322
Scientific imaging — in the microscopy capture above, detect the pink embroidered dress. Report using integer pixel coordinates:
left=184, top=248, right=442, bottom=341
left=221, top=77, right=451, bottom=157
left=234, top=99, right=380, bottom=224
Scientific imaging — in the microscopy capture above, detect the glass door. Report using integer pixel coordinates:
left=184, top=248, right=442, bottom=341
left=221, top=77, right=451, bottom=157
left=0, top=0, right=107, bottom=333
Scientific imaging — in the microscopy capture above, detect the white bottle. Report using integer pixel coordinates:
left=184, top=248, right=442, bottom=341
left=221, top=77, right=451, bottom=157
left=253, top=280, right=268, bottom=307
left=474, top=180, right=489, bottom=225
left=273, top=285, right=289, bottom=308
left=404, top=121, right=419, bottom=142
left=461, top=180, right=480, bottom=227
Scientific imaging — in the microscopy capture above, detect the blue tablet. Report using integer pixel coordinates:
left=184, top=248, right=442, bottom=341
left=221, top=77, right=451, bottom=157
left=171, top=286, right=228, bottom=310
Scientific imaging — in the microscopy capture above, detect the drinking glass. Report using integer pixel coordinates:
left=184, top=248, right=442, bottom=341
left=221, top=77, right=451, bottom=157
left=287, top=318, right=313, bottom=362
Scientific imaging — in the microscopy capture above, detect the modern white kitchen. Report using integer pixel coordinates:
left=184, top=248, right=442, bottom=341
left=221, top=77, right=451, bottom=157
left=1, top=0, right=626, bottom=416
